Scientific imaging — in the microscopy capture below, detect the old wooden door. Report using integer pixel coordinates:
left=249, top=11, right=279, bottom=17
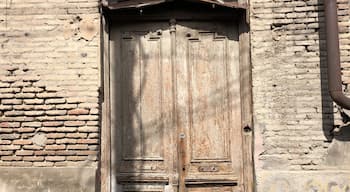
left=110, top=20, right=244, bottom=192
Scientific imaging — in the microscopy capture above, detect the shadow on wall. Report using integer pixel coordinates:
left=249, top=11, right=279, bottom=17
left=318, top=0, right=350, bottom=142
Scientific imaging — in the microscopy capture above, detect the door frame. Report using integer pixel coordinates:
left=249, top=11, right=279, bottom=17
left=100, top=4, right=254, bottom=192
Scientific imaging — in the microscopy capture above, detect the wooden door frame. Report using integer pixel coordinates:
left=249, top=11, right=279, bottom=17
left=100, top=5, right=254, bottom=192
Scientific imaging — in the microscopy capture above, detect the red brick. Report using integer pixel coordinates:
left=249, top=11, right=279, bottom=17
left=0, top=145, right=20, bottom=150
left=13, top=140, right=32, bottom=145
left=23, top=99, right=44, bottom=105
left=1, top=156, right=22, bottom=161
left=46, top=110, right=67, bottom=116
left=0, top=151, right=14, bottom=155
left=35, top=150, right=56, bottom=156
left=42, top=121, right=64, bottom=127
left=17, top=128, right=35, bottom=133
left=22, top=122, right=41, bottom=127
left=64, top=121, right=85, bottom=127
left=78, top=126, right=98, bottom=133
left=68, top=108, right=89, bottom=115
left=16, top=150, right=34, bottom=156
left=0, top=122, right=20, bottom=128
left=56, top=139, right=77, bottom=144
left=56, top=127, right=77, bottom=132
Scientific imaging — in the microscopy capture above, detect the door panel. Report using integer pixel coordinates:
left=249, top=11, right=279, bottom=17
left=176, top=22, right=242, bottom=191
left=110, top=22, right=175, bottom=189
left=110, top=21, right=242, bottom=192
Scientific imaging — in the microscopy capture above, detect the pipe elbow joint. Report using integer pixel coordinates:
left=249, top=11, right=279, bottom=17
left=329, top=90, right=350, bottom=110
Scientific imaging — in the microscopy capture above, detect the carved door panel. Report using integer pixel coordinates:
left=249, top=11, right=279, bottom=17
left=176, top=22, right=242, bottom=192
left=110, top=22, right=177, bottom=192
left=110, top=21, right=243, bottom=192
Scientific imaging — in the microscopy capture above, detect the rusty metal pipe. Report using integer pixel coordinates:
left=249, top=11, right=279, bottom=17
left=325, top=0, right=350, bottom=109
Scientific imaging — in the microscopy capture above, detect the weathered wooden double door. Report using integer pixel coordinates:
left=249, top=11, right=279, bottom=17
left=110, top=20, right=243, bottom=192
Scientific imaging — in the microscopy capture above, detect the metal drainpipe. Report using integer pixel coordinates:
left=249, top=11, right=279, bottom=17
left=325, top=0, right=350, bottom=109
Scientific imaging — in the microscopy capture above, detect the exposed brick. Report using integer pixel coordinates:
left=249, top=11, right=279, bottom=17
left=24, top=111, right=45, bottom=116
left=23, top=156, right=45, bottom=161
left=68, top=108, right=89, bottom=115
left=0, top=122, right=20, bottom=128
left=13, top=140, right=33, bottom=145
left=36, top=92, right=62, bottom=99
left=45, top=145, right=66, bottom=150
left=45, top=98, right=66, bottom=104
left=23, top=145, right=44, bottom=150
left=0, top=140, right=12, bottom=145
left=67, top=144, right=88, bottom=150
left=1, top=99, right=22, bottom=105
left=56, top=104, right=77, bottom=109
left=88, top=133, right=99, bottom=138
left=0, top=93, right=15, bottom=99
left=45, top=110, right=67, bottom=116
left=66, top=156, right=88, bottom=161
left=15, top=93, right=35, bottom=99
left=45, top=156, right=66, bottom=162
left=56, top=127, right=77, bottom=132
left=0, top=151, right=14, bottom=156
left=0, top=88, right=21, bottom=93
left=66, top=133, right=87, bottom=138
left=35, top=150, right=56, bottom=156
left=56, top=151, right=77, bottom=156
left=76, top=150, right=98, bottom=156
left=1, top=156, right=22, bottom=161
left=13, top=105, right=35, bottom=110
left=4, top=111, right=25, bottom=116
left=33, top=162, right=54, bottom=167
left=23, top=99, right=44, bottom=105
left=0, top=134, right=20, bottom=140
left=11, top=162, right=33, bottom=167
left=64, top=121, right=85, bottom=127
left=46, top=133, right=66, bottom=139
left=17, top=128, right=35, bottom=133
left=77, top=126, right=98, bottom=132
left=42, top=121, right=64, bottom=127
left=22, top=87, right=44, bottom=93
left=22, top=122, right=41, bottom=127
left=56, top=138, right=77, bottom=144
left=77, top=139, right=98, bottom=144
left=16, top=150, right=34, bottom=156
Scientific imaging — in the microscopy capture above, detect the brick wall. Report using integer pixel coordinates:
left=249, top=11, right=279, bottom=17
left=250, top=0, right=350, bottom=190
left=2, top=0, right=350, bottom=191
left=0, top=1, right=100, bottom=168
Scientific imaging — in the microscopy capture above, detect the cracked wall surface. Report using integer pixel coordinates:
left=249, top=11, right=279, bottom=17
left=0, top=0, right=100, bottom=191
left=250, top=0, right=350, bottom=190
left=2, top=0, right=350, bottom=191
